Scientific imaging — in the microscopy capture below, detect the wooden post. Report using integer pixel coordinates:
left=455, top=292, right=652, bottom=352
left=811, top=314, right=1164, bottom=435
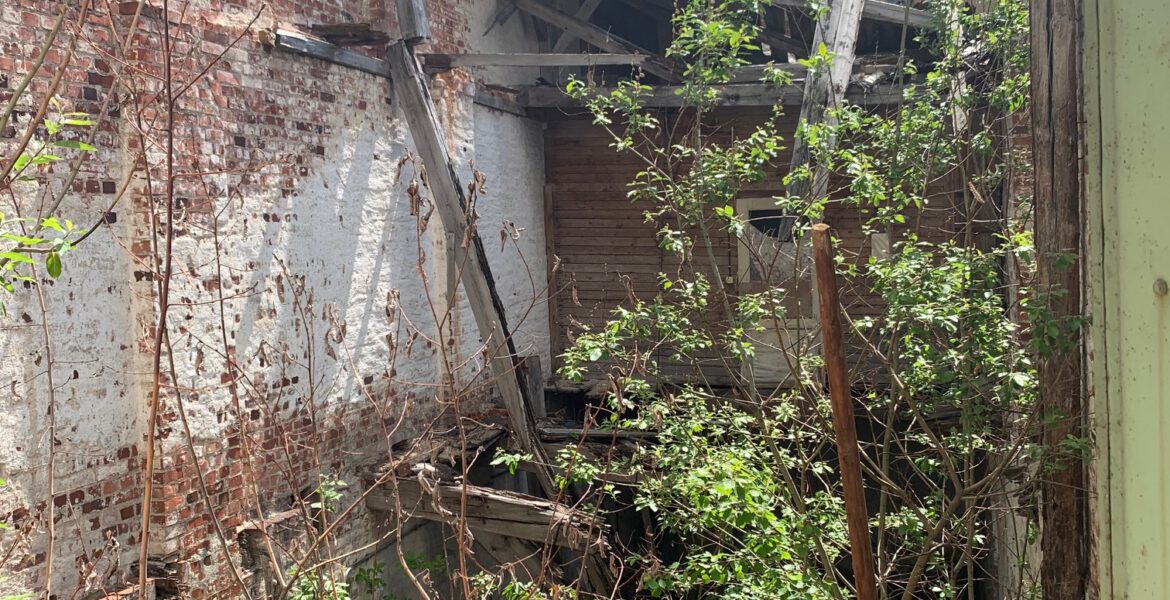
left=785, top=0, right=865, bottom=202
left=1031, top=0, right=1088, bottom=597
left=385, top=40, right=559, bottom=499
left=811, top=224, right=877, bottom=600
left=397, top=0, right=431, bottom=44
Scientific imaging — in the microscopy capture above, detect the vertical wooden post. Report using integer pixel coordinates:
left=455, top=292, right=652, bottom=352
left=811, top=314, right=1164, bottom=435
left=397, top=0, right=431, bottom=44
left=811, top=223, right=877, bottom=600
left=785, top=0, right=865, bottom=202
left=1032, top=0, right=1088, bottom=597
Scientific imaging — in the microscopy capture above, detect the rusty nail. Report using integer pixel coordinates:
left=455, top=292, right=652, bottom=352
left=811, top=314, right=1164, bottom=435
left=1155, top=278, right=1169, bottom=297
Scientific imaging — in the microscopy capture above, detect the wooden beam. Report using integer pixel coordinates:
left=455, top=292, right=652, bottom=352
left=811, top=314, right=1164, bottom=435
left=397, top=0, right=431, bottom=43
left=772, top=0, right=931, bottom=28
left=309, top=23, right=391, bottom=46
left=811, top=224, right=877, bottom=600
left=274, top=29, right=389, bottom=78
left=518, top=82, right=910, bottom=108
left=367, top=479, right=609, bottom=553
left=537, top=426, right=657, bottom=441
left=785, top=0, right=865, bottom=203
left=551, top=0, right=606, bottom=53
left=420, top=52, right=649, bottom=71
left=385, top=41, right=561, bottom=498
left=508, top=0, right=679, bottom=81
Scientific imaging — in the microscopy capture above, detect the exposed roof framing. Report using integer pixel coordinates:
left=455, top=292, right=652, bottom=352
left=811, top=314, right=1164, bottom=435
left=772, top=0, right=932, bottom=28
left=551, top=0, right=606, bottom=52
left=518, top=82, right=910, bottom=108
left=508, top=0, right=680, bottom=81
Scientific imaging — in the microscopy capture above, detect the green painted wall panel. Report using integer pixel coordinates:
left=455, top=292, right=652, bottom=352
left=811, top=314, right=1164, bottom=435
left=1086, top=0, right=1170, bottom=596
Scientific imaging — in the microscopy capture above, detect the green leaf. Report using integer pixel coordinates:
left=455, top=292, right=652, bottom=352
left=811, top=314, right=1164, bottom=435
left=41, top=216, right=64, bottom=232
left=46, top=252, right=62, bottom=278
left=0, top=252, right=35, bottom=264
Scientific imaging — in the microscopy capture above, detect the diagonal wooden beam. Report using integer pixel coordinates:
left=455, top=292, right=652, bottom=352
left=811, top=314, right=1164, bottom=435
left=509, top=0, right=679, bottom=81
left=550, top=0, right=606, bottom=52
left=386, top=41, right=560, bottom=498
left=773, top=0, right=931, bottom=28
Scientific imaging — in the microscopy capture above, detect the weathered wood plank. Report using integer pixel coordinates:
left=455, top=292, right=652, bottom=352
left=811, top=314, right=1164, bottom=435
left=397, top=0, right=431, bottom=43
left=420, top=52, right=649, bottom=71
left=385, top=41, right=560, bottom=498
left=274, top=29, right=389, bottom=78
left=520, top=82, right=911, bottom=108
left=509, top=0, right=679, bottom=81
left=368, top=479, right=609, bottom=553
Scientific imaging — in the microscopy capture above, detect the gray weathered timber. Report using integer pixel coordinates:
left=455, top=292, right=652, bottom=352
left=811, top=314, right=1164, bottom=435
left=385, top=41, right=560, bottom=498
left=274, top=29, right=389, bottom=77
left=397, top=0, right=431, bottom=43
left=785, top=0, right=865, bottom=203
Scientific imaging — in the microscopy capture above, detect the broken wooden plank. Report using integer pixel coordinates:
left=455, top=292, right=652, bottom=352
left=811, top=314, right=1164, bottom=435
left=274, top=29, right=389, bottom=77
left=509, top=0, right=679, bottom=81
left=785, top=0, right=865, bottom=203
left=772, top=0, right=931, bottom=28
left=385, top=41, right=561, bottom=498
left=397, top=0, right=431, bottom=43
left=420, top=52, right=650, bottom=72
left=379, top=421, right=509, bottom=479
left=551, top=0, right=606, bottom=53
left=518, top=82, right=910, bottom=108
left=367, top=479, right=609, bottom=553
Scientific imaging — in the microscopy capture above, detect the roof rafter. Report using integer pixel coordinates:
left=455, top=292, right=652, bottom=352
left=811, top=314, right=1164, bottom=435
left=508, top=0, right=680, bottom=81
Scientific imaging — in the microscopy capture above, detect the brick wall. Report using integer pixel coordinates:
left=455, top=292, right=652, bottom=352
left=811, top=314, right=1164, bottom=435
left=0, top=0, right=549, bottom=596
